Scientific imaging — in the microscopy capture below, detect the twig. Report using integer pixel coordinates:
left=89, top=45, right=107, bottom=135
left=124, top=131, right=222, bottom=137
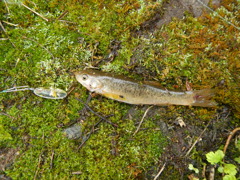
left=75, top=97, right=118, bottom=127
left=86, top=94, right=93, bottom=104
left=34, top=151, right=43, bottom=180
left=0, top=21, right=16, bottom=48
left=223, top=127, right=240, bottom=154
left=202, top=163, right=206, bottom=179
left=72, top=171, right=82, bottom=175
left=221, top=127, right=240, bottom=177
left=209, top=166, right=215, bottom=180
left=58, top=20, right=77, bottom=24
left=185, top=119, right=213, bottom=157
left=197, top=0, right=240, bottom=30
left=153, top=162, right=166, bottom=180
left=56, top=10, right=69, bottom=20
left=22, top=3, right=49, bottom=22
left=2, top=20, right=18, bottom=27
left=22, top=36, right=54, bottom=59
left=133, top=106, right=153, bottom=136
left=34, top=133, right=45, bottom=180
left=0, top=21, right=7, bottom=32
left=50, top=150, right=54, bottom=169
left=77, top=120, right=103, bottom=150
left=66, top=85, right=75, bottom=97
left=75, top=97, right=117, bottom=150
left=0, top=112, right=15, bottom=119
left=3, top=0, right=10, bottom=14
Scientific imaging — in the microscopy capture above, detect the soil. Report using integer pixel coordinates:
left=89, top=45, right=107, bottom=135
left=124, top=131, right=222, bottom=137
left=124, top=103, right=233, bottom=179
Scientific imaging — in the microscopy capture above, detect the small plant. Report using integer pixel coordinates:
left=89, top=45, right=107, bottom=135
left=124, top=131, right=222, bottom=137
left=206, top=149, right=238, bottom=180
left=189, top=132, right=240, bottom=180
left=188, top=164, right=199, bottom=174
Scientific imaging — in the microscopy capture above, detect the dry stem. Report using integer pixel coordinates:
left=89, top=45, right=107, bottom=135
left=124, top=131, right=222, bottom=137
left=22, top=3, right=49, bottom=22
left=133, top=106, right=153, bottom=136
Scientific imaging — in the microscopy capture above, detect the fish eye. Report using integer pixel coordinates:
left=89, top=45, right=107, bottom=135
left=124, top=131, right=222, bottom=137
left=82, top=74, right=88, bottom=81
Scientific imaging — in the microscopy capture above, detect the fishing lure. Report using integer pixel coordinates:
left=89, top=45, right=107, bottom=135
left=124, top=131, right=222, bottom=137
left=1, top=86, right=67, bottom=99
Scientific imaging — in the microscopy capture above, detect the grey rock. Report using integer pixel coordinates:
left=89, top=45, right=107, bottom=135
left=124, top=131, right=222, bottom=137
left=63, top=124, right=82, bottom=139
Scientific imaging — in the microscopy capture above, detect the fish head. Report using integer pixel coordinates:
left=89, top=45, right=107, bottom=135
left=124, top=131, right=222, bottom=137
left=74, top=71, right=102, bottom=92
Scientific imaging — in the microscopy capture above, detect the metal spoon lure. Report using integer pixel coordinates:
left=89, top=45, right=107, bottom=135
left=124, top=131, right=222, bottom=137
left=0, top=86, right=67, bottom=99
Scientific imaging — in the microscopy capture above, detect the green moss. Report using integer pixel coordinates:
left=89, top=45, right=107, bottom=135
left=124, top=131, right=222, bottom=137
left=2, top=97, right=166, bottom=179
left=122, top=2, right=240, bottom=117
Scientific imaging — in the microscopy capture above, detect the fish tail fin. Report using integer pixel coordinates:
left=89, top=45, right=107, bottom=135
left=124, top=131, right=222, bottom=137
left=191, top=89, right=217, bottom=107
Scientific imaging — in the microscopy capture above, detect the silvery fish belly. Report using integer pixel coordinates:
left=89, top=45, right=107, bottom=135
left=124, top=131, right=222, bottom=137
left=74, top=70, right=217, bottom=107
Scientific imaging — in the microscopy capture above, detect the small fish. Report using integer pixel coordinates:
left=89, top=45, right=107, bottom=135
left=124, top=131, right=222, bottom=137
left=74, top=70, right=217, bottom=107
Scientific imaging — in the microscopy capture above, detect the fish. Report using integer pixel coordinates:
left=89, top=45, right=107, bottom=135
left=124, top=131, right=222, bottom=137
left=74, top=69, right=217, bottom=107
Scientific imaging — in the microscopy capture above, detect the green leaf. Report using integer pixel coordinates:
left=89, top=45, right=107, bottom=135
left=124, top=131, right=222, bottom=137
left=188, top=164, right=194, bottom=170
left=206, top=150, right=224, bottom=164
left=223, top=174, right=236, bottom=180
left=224, top=164, right=237, bottom=176
left=234, top=157, right=240, bottom=163
left=188, top=164, right=199, bottom=174
left=218, top=166, right=224, bottom=173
